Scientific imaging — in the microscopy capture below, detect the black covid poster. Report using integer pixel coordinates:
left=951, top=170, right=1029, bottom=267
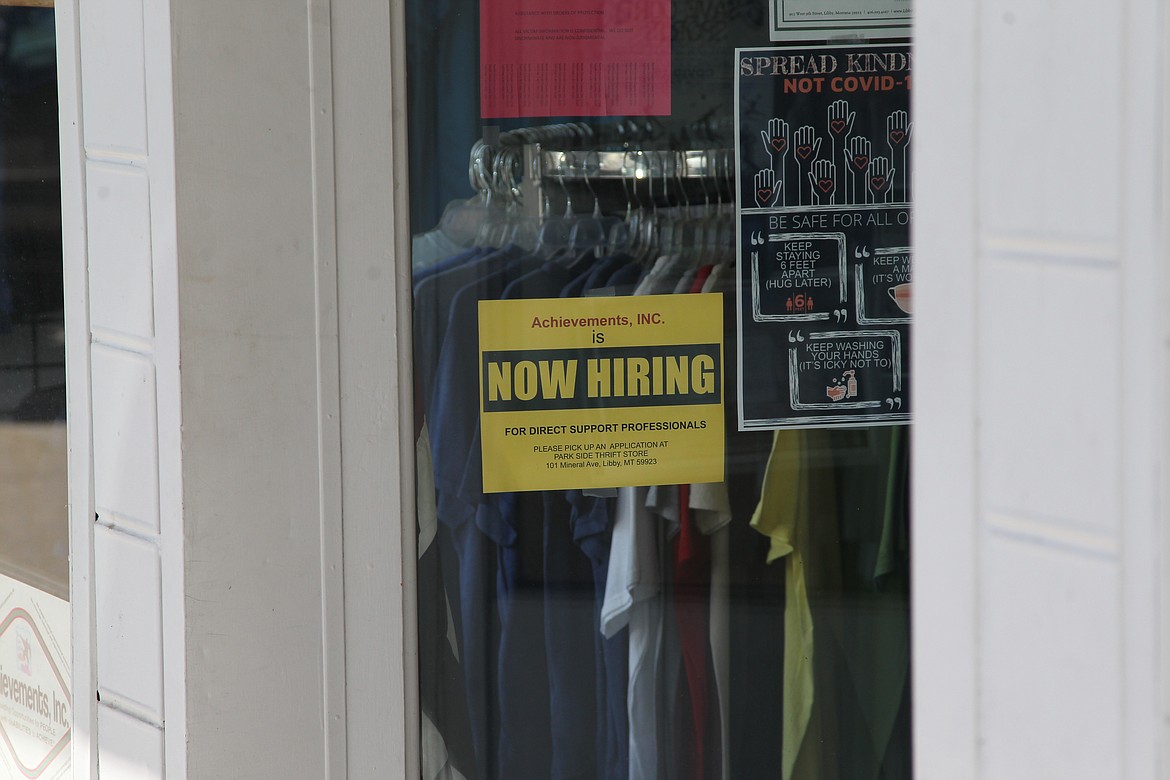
left=735, top=44, right=911, bottom=429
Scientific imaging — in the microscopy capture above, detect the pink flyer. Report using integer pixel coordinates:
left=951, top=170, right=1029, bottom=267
left=480, top=0, right=671, bottom=118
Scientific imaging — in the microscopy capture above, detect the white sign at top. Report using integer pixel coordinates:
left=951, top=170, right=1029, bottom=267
left=770, top=0, right=911, bottom=42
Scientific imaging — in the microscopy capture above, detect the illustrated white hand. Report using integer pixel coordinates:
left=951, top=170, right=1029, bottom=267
left=760, top=118, right=790, bottom=205
left=760, top=117, right=790, bottom=166
left=754, top=168, right=780, bottom=208
left=808, top=159, right=836, bottom=206
left=885, top=110, right=912, bottom=152
left=827, top=99, right=856, bottom=140
left=867, top=156, right=894, bottom=204
left=792, top=126, right=822, bottom=206
left=827, top=100, right=855, bottom=202
left=845, top=136, right=872, bottom=204
left=886, top=110, right=912, bottom=201
left=793, top=125, right=822, bottom=164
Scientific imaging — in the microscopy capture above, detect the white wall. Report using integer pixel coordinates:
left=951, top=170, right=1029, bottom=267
left=914, top=0, right=1166, bottom=777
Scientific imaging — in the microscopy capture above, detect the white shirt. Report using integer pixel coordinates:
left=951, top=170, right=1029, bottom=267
left=601, top=486, right=663, bottom=780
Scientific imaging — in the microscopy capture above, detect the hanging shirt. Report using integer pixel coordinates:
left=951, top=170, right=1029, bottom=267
left=578, top=493, right=630, bottom=780
left=414, top=246, right=504, bottom=780
left=602, top=263, right=695, bottom=780
left=418, top=420, right=440, bottom=557
left=824, top=426, right=911, bottom=779
left=413, top=229, right=469, bottom=272
left=671, top=268, right=698, bottom=295
left=749, top=429, right=816, bottom=780
left=562, top=253, right=630, bottom=298
left=707, top=522, right=730, bottom=780
left=427, top=248, right=541, bottom=779
left=486, top=260, right=580, bottom=780
left=686, top=261, right=729, bottom=779
left=604, top=260, right=647, bottom=293
left=585, top=253, right=634, bottom=292
left=700, top=262, right=726, bottom=294
left=413, top=246, right=499, bottom=406
left=541, top=491, right=604, bottom=780
left=422, top=711, right=471, bottom=780
left=643, top=484, right=682, bottom=780
left=600, top=485, right=663, bottom=780
left=430, top=250, right=539, bottom=535
left=567, top=264, right=632, bottom=780
left=671, top=484, right=712, bottom=780
left=635, top=254, right=688, bottom=296
left=690, top=486, right=732, bottom=780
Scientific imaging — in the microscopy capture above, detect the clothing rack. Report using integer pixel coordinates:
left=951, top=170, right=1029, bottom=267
left=523, top=145, right=735, bottom=218
left=470, top=124, right=736, bottom=219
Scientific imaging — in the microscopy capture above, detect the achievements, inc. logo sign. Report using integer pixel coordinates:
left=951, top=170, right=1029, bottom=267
left=0, top=608, right=70, bottom=778
left=15, top=627, right=32, bottom=677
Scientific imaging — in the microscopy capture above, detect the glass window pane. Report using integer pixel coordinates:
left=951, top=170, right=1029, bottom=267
left=0, top=6, right=67, bottom=596
left=0, top=9, right=72, bottom=780
left=405, top=0, right=912, bottom=776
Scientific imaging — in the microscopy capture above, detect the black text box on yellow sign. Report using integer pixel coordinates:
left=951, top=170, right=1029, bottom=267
left=479, top=294, right=725, bottom=492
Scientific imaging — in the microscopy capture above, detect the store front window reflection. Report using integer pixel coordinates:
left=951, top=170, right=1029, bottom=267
left=405, top=0, right=912, bottom=775
left=0, top=6, right=68, bottom=598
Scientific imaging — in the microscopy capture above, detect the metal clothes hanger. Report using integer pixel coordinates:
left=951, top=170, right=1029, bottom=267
left=533, top=169, right=574, bottom=259
left=567, top=151, right=619, bottom=260
left=605, top=151, right=641, bottom=257
left=639, top=151, right=661, bottom=266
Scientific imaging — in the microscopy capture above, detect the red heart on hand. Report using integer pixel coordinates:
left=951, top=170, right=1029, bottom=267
left=817, top=178, right=833, bottom=193
left=757, top=187, right=773, bottom=203
left=830, top=120, right=846, bottom=134
left=796, top=145, right=814, bottom=160
left=852, top=155, right=869, bottom=171
left=770, top=138, right=787, bottom=153
left=870, top=176, right=887, bottom=191
left=890, top=130, right=906, bottom=144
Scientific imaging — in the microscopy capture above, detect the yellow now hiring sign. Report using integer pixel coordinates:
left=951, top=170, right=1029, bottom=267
left=478, top=294, right=725, bottom=492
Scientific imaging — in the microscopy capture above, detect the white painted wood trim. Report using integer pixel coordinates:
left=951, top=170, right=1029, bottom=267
left=1160, top=0, right=1170, bottom=770
left=308, top=1, right=348, bottom=776
left=1118, top=3, right=1165, bottom=778
left=911, top=1, right=981, bottom=776
left=332, top=0, right=420, bottom=774
left=56, top=0, right=98, bottom=776
left=62, top=0, right=418, bottom=775
left=143, top=0, right=186, bottom=774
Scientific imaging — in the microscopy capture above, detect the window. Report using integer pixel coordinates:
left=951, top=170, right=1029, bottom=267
left=405, top=0, right=912, bottom=775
